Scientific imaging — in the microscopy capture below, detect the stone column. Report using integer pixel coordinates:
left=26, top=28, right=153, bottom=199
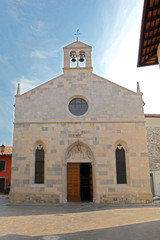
left=92, top=162, right=98, bottom=203
left=63, top=163, right=67, bottom=203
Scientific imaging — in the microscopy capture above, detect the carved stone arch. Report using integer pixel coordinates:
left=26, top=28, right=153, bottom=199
left=114, top=139, right=128, bottom=152
left=70, top=50, right=77, bottom=55
left=79, top=50, right=85, bottom=58
left=62, top=140, right=97, bottom=203
left=64, top=140, right=95, bottom=164
left=79, top=50, right=85, bottom=54
left=34, top=140, right=46, bottom=152
left=78, top=50, right=85, bottom=67
left=70, top=50, right=77, bottom=67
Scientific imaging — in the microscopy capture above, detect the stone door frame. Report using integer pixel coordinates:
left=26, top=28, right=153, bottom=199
left=62, top=140, right=97, bottom=203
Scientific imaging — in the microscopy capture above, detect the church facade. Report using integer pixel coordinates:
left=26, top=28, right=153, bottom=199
left=10, top=39, right=152, bottom=203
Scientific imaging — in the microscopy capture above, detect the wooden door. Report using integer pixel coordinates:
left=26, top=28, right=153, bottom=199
left=67, top=163, right=81, bottom=202
left=0, top=178, right=5, bottom=192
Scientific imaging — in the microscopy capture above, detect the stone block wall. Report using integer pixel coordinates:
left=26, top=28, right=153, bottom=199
left=144, top=116, right=160, bottom=197
left=14, top=72, right=144, bottom=123
left=10, top=121, right=152, bottom=203
left=146, top=126, right=160, bottom=171
left=10, top=69, right=152, bottom=203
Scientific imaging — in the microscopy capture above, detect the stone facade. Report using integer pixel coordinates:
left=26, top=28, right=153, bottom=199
left=145, top=115, right=160, bottom=196
left=9, top=39, right=152, bottom=203
left=145, top=115, right=160, bottom=171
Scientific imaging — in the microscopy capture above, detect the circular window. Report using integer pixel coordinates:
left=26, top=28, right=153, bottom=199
left=69, top=98, right=88, bottom=116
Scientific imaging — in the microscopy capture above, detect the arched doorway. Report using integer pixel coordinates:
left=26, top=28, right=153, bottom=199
left=64, top=141, right=95, bottom=202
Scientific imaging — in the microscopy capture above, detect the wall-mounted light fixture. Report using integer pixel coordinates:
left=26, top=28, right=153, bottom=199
left=0, top=144, right=5, bottom=154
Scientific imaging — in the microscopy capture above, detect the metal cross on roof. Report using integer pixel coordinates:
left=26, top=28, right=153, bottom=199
left=74, top=29, right=81, bottom=41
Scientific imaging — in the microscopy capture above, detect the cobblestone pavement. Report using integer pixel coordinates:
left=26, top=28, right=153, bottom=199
left=1, top=195, right=160, bottom=239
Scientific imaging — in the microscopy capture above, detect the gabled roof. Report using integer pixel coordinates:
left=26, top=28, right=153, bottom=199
left=92, top=73, right=140, bottom=95
left=0, top=146, right=12, bottom=156
left=137, top=0, right=160, bottom=67
left=63, top=40, right=92, bottom=49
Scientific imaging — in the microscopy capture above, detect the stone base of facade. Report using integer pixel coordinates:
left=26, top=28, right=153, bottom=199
left=9, top=191, right=153, bottom=204
left=9, top=192, right=60, bottom=203
left=99, top=193, right=153, bottom=204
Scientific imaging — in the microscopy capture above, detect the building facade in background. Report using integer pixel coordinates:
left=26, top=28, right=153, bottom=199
left=137, top=0, right=160, bottom=199
left=10, top=39, right=152, bottom=203
left=0, top=146, right=12, bottom=193
left=145, top=114, right=160, bottom=197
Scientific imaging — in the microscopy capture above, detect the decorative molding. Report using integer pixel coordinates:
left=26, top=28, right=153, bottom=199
left=66, top=143, right=92, bottom=160
left=14, top=120, right=146, bottom=125
left=117, top=144, right=123, bottom=150
left=75, top=129, right=82, bottom=137
left=36, top=144, right=43, bottom=150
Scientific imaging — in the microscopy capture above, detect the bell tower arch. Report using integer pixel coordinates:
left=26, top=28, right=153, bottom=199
left=63, top=38, right=93, bottom=73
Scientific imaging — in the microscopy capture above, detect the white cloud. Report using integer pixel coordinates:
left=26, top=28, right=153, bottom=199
left=0, top=90, right=13, bottom=134
left=11, top=76, right=41, bottom=95
left=8, top=0, right=27, bottom=21
left=30, top=21, right=48, bottom=37
left=30, top=63, right=58, bottom=79
left=35, top=21, right=46, bottom=36
left=30, top=48, right=60, bottom=59
left=98, top=0, right=160, bottom=114
left=0, top=56, right=9, bottom=63
left=101, top=0, right=143, bottom=77
left=30, top=50, right=47, bottom=59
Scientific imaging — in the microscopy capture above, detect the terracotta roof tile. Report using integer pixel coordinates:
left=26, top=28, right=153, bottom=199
left=144, top=114, right=160, bottom=118
left=137, top=0, right=160, bottom=67
left=0, top=146, right=12, bottom=155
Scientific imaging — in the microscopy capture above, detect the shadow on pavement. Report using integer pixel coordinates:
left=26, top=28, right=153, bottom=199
left=1, top=202, right=159, bottom=217
left=1, top=220, right=160, bottom=240
left=0, top=195, right=159, bottom=217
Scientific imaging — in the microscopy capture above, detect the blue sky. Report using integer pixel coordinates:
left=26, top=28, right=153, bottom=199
left=0, top=0, right=160, bottom=146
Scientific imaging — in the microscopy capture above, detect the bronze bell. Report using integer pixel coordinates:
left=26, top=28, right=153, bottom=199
left=79, top=54, right=84, bottom=62
left=71, top=55, right=76, bottom=62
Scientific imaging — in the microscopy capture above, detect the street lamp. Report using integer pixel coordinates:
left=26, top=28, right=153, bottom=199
left=0, top=144, right=5, bottom=154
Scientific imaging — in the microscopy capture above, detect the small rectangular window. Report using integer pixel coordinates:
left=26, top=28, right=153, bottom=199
left=0, top=161, right=6, bottom=172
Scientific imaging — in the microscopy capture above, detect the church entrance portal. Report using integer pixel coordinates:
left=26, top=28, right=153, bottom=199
left=67, top=163, right=93, bottom=202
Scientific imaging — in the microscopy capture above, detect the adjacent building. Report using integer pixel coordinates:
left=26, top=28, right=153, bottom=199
left=137, top=0, right=160, bottom=68
left=145, top=114, right=160, bottom=196
left=0, top=145, right=12, bottom=193
left=137, top=0, right=160, bottom=198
